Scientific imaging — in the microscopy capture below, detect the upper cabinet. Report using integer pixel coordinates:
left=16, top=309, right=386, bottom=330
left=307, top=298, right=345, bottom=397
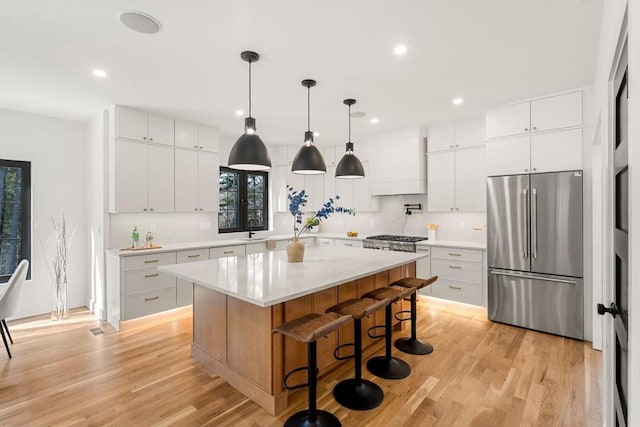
left=427, top=116, right=485, bottom=152
left=175, top=121, right=219, bottom=152
left=116, top=106, right=174, bottom=146
left=367, top=126, right=427, bottom=195
left=486, top=91, right=582, bottom=139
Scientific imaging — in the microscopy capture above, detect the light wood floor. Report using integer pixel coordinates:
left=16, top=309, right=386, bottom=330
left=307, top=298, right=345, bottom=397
left=0, top=298, right=601, bottom=427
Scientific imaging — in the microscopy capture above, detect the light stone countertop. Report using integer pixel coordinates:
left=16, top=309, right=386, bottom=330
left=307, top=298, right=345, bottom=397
left=158, top=246, right=426, bottom=307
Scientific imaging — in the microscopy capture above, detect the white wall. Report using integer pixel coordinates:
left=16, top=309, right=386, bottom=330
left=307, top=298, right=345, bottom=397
left=0, top=108, right=88, bottom=320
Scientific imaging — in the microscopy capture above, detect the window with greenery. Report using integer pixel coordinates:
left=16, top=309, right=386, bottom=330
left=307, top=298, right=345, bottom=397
left=1, top=160, right=31, bottom=283
left=218, top=167, right=268, bottom=233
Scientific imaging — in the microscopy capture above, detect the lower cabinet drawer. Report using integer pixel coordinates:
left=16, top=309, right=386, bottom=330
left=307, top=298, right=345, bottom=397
left=430, top=279, right=483, bottom=306
left=431, top=247, right=482, bottom=263
left=210, top=245, right=246, bottom=258
left=124, top=286, right=177, bottom=320
left=431, top=258, right=482, bottom=284
left=334, top=239, right=363, bottom=248
left=124, top=269, right=176, bottom=295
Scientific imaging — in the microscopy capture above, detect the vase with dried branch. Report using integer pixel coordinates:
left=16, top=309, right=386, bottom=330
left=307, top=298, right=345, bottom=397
left=36, top=214, right=77, bottom=320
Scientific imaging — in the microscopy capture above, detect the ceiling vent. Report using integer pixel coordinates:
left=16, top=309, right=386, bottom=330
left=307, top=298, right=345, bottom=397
left=119, top=11, right=162, bottom=34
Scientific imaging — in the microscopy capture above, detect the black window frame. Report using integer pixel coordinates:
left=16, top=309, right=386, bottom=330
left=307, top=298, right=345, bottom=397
left=0, top=159, right=31, bottom=283
left=218, top=166, right=269, bottom=233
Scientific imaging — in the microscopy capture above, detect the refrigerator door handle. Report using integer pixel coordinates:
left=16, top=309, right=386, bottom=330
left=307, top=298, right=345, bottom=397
left=532, top=188, right=538, bottom=259
left=489, top=269, right=577, bottom=285
left=522, top=188, right=529, bottom=258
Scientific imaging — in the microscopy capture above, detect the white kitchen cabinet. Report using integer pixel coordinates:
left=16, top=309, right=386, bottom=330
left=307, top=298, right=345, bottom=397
left=427, top=151, right=454, bottom=211
left=454, top=147, right=486, bottom=211
left=115, top=106, right=174, bottom=145
left=486, top=91, right=582, bottom=139
left=322, top=147, right=336, bottom=202
left=530, top=91, right=582, bottom=133
left=454, top=115, right=486, bottom=149
left=210, top=245, right=246, bottom=258
left=486, top=135, right=531, bottom=176
left=198, top=125, right=220, bottom=152
left=175, top=120, right=199, bottom=149
left=316, top=237, right=334, bottom=247
left=367, top=127, right=427, bottom=195
left=175, top=148, right=220, bottom=212
left=333, top=238, right=363, bottom=248
left=429, top=247, right=484, bottom=306
left=147, top=144, right=175, bottom=212
left=176, top=248, right=209, bottom=307
left=416, top=246, right=431, bottom=296
left=427, top=147, right=486, bottom=212
left=114, top=140, right=174, bottom=213
left=487, top=129, right=582, bottom=176
left=530, top=128, right=582, bottom=173
left=427, top=124, right=455, bottom=152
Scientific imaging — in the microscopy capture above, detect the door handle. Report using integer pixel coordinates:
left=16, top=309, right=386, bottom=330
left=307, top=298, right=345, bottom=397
left=489, top=269, right=576, bottom=284
left=597, top=303, right=618, bottom=318
left=522, top=188, right=529, bottom=258
left=532, top=188, right=537, bottom=259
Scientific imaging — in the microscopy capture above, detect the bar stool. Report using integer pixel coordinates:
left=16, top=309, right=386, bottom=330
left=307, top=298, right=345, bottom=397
left=361, top=286, right=416, bottom=380
left=325, top=297, right=392, bottom=410
left=273, top=313, right=352, bottom=427
left=391, top=276, right=438, bottom=355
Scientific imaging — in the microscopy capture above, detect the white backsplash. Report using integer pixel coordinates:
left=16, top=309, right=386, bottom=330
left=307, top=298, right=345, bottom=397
left=274, top=194, right=487, bottom=243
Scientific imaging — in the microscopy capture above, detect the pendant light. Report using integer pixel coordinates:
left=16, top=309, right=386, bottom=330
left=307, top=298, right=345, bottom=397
left=228, top=51, right=272, bottom=171
left=335, top=99, right=365, bottom=178
left=292, top=79, right=326, bottom=174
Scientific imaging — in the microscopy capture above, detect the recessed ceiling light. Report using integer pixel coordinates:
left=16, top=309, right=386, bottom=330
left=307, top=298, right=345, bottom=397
left=370, top=118, right=379, bottom=124
left=235, top=110, right=244, bottom=116
left=393, top=44, right=408, bottom=55
left=453, top=98, right=464, bottom=105
left=313, top=131, right=320, bottom=137
left=92, top=69, right=107, bottom=78
left=120, top=11, right=162, bottom=34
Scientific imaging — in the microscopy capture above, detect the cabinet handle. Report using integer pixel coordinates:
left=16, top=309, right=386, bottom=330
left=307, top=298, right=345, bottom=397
left=456, top=208, right=459, bottom=210
left=524, top=168, right=529, bottom=172
left=532, top=126, right=537, bottom=130
left=144, top=273, right=159, bottom=278
left=143, top=208, right=147, bottom=212
left=199, top=208, right=203, bottom=211
left=456, top=144, right=459, bottom=147
left=223, top=250, right=234, bottom=254
left=344, top=243, right=353, bottom=247
left=199, top=146, right=203, bottom=149
left=194, top=208, right=198, bottom=211
left=194, top=145, right=198, bottom=148
left=450, top=145, right=453, bottom=148
left=187, top=254, right=201, bottom=258
left=448, top=285, right=462, bottom=290
left=533, top=168, right=537, bottom=171
left=450, top=207, right=453, bottom=211
left=524, top=128, right=529, bottom=131
left=149, top=137, right=154, bottom=141
left=449, top=265, right=462, bottom=269
left=417, top=248, right=429, bottom=253
left=143, top=136, right=147, bottom=140
left=144, top=259, right=159, bottom=263
left=448, top=253, right=462, bottom=256
left=144, top=296, right=159, bottom=302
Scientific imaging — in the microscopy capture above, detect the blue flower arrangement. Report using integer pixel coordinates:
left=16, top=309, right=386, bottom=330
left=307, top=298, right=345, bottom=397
left=287, top=185, right=355, bottom=238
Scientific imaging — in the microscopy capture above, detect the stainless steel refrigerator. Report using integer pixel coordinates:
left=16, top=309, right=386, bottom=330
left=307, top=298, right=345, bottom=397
left=487, top=171, right=584, bottom=339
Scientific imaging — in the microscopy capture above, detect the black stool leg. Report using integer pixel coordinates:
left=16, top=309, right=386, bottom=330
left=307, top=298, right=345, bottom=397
left=285, top=341, right=341, bottom=427
left=2, top=320, right=13, bottom=344
left=366, top=305, right=410, bottom=380
left=0, top=321, right=11, bottom=359
left=333, top=319, right=384, bottom=410
left=395, top=293, right=434, bottom=355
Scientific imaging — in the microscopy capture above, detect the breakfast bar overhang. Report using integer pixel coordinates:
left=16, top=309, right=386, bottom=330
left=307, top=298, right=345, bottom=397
left=159, top=246, right=427, bottom=415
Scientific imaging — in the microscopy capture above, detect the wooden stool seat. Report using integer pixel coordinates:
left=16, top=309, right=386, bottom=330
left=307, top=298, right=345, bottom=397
left=391, top=276, right=438, bottom=290
left=274, top=312, right=351, bottom=427
left=388, top=276, right=438, bottom=356
left=362, top=285, right=415, bottom=303
left=325, top=297, right=392, bottom=411
left=326, top=297, right=390, bottom=320
left=274, top=313, right=351, bottom=343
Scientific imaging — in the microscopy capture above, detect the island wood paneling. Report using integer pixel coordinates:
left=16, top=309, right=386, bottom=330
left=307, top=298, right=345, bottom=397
left=193, top=284, right=226, bottom=361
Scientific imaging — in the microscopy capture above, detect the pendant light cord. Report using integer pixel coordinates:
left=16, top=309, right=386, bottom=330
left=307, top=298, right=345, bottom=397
left=248, top=59, right=252, bottom=117
left=307, top=86, right=310, bottom=131
left=348, top=104, right=351, bottom=142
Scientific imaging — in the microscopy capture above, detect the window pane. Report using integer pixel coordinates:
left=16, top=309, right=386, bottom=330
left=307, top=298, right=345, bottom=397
left=218, top=168, right=240, bottom=231
left=219, top=168, right=267, bottom=233
left=0, top=161, right=29, bottom=281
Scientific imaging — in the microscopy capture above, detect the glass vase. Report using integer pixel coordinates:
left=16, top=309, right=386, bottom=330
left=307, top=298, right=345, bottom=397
left=51, top=278, right=69, bottom=320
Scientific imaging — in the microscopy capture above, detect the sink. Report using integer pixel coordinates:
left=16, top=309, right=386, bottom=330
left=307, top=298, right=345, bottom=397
left=237, top=237, right=268, bottom=241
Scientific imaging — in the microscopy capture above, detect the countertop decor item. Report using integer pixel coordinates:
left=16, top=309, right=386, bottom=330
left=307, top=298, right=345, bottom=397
left=336, top=99, right=365, bottom=178
left=287, top=185, right=355, bottom=262
left=427, top=223, right=438, bottom=241
left=227, top=51, right=271, bottom=171
left=291, top=79, right=326, bottom=175
left=36, top=213, right=77, bottom=321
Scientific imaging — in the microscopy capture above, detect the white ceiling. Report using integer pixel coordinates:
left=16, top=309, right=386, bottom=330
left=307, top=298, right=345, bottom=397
left=0, top=0, right=603, bottom=146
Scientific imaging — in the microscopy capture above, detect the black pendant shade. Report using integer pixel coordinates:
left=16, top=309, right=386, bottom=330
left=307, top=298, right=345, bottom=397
left=336, top=99, right=365, bottom=179
left=292, top=79, right=326, bottom=175
left=228, top=51, right=272, bottom=171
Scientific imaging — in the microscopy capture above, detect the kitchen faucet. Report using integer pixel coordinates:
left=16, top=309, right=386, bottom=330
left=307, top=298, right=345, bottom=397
left=248, top=230, right=255, bottom=238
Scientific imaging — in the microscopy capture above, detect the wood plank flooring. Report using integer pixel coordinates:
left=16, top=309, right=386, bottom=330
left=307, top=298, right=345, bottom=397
left=0, top=298, right=601, bottom=426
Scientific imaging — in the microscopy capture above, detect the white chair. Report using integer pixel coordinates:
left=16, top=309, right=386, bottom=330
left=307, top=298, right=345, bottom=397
left=0, top=259, right=29, bottom=359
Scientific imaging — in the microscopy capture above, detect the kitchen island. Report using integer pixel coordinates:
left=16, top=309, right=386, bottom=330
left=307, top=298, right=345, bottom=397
left=159, top=246, right=426, bottom=415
